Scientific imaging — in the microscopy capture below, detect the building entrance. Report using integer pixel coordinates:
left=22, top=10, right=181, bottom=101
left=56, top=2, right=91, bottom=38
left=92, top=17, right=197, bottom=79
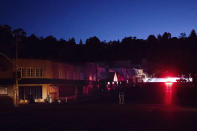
left=19, top=86, right=42, bottom=100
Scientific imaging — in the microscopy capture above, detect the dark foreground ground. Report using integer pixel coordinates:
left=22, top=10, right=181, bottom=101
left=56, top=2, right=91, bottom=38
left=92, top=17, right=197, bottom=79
left=1, top=84, right=197, bottom=131
left=1, top=103, right=197, bottom=131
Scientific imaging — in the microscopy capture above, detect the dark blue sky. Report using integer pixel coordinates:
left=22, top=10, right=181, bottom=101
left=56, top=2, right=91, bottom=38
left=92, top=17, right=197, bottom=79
left=1, top=0, right=197, bottom=43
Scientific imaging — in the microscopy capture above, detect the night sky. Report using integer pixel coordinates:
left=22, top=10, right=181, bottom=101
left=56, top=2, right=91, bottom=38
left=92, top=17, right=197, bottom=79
left=1, top=0, right=197, bottom=42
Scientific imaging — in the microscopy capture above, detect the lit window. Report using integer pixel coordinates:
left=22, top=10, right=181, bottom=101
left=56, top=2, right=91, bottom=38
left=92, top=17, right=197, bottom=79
left=19, top=67, right=43, bottom=78
left=30, top=68, right=35, bottom=77
left=0, top=87, right=7, bottom=95
left=27, top=68, right=31, bottom=77
left=21, top=68, right=26, bottom=77
left=36, top=68, right=43, bottom=77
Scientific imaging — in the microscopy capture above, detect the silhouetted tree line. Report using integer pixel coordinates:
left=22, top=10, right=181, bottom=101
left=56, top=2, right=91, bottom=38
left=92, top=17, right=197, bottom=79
left=1, top=24, right=197, bottom=74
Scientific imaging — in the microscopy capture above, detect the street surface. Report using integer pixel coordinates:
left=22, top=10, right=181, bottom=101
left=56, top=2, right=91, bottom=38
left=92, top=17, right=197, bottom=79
left=1, top=103, right=197, bottom=131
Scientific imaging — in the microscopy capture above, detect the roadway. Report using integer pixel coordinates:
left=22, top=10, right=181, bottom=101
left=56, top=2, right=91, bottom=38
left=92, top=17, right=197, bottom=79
left=1, top=103, right=197, bottom=131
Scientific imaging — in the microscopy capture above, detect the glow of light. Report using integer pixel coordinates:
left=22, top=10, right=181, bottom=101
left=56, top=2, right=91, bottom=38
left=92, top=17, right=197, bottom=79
left=165, top=77, right=176, bottom=83
left=143, top=77, right=192, bottom=83
left=113, top=72, right=118, bottom=82
left=164, top=82, right=173, bottom=105
left=89, top=75, right=93, bottom=81
left=165, top=82, right=173, bottom=86
left=107, top=82, right=110, bottom=85
left=107, top=87, right=111, bottom=91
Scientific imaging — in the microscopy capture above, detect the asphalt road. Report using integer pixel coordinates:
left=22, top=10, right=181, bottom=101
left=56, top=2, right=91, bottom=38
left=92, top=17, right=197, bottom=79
left=1, top=104, right=197, bottom=131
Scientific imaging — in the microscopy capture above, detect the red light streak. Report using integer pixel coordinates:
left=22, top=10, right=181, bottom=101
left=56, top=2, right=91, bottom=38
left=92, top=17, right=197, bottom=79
left=164, top=82, right=173, bottom=105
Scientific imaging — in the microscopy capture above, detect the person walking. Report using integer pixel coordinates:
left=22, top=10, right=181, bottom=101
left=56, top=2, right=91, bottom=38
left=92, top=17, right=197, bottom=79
left=119, top=86, right=125, bottom=104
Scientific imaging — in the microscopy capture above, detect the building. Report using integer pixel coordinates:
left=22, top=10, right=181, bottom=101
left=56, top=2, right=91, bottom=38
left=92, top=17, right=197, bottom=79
left=97, top=61, right=147, bottom=83
left=0, top=57, right=98, bottom=104
left=0, top=56, right=146, bottom=104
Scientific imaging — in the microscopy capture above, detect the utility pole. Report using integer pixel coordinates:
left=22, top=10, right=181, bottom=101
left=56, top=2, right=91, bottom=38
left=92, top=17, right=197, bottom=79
left=14, top=37, right=19, bottom=107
